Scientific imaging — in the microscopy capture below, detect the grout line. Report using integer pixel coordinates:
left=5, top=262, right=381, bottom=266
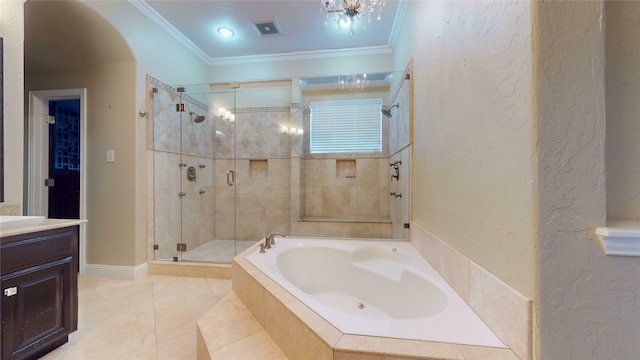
left=150, top=275, right=160, bottom=359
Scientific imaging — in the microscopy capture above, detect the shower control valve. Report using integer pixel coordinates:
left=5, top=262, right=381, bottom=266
left=187, top=166, right=197, bottom=182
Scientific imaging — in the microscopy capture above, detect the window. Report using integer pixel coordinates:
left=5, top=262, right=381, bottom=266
left=309, top=99, right=382, bottom=154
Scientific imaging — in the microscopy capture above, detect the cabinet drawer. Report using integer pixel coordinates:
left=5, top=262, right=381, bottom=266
left=1, top=227, right=78, bottom=274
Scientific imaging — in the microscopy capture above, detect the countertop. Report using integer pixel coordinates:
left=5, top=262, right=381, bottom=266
left=0, top=219, right=87, bottom=238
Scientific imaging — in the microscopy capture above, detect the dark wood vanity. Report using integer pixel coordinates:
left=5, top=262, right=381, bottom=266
left=1, top=223, right=81, bottom=360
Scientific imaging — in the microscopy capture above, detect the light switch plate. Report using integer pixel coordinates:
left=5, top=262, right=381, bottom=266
left=107, top=150, right=115, bottom=162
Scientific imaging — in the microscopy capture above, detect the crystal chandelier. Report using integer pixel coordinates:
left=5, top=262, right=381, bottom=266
left=338, top=74, right=369, bottom=93
left=321, top=0, right=385, bottom=37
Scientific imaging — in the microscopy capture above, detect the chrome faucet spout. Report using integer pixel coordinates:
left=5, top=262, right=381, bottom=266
left=263, top=232, right=286, bottom=251
left=269, top=232, right=285, bottom=245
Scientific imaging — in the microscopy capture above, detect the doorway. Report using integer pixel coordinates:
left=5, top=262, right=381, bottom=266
left=47, top=99, right=80, bottom=219
left=28, top=89, right=87, bottom=271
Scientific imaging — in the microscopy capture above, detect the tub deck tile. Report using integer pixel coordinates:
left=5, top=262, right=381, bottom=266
left=197, top=292, right=287, bottom=360
left=334, top=335, right=464, bottom=360
left=457, top=344, right=520, bottom=360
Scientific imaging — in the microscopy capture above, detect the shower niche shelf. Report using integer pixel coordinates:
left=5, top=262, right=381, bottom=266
left=595, top=221, right=640, bottom=256
left=336, top=159, right=356, bottom=178
left=249, top=159, right=268, bottom=178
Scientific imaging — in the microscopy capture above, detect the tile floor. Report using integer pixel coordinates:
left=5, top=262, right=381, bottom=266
left=41, top=275, right=234, bottom=360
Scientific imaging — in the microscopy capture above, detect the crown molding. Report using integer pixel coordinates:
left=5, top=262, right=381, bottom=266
left=130, top=0, right=395, bottom=67
left=207, top=45, right=392, bottom=66
left=388, top=0, right=408, bottom=51
left=128, top=0, right=210, bottom=63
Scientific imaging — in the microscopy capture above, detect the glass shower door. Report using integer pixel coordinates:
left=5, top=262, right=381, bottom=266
left=210, top=90, right=238, bottom=262
left=151, top=80, right=296, bottom=263
left=152, top=84, right=220, bottom=262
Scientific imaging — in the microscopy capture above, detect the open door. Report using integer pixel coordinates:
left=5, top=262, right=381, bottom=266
left=28, top=89, right=87, bottom=271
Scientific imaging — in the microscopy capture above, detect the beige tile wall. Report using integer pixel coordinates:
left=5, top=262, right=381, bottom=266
left=410, top=221, right=532, bottom=360
left=304, top=158, right=389, bottom=218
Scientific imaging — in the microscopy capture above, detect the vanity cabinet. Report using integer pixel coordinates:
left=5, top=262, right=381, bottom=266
left=1, top=226, right=78, bottom=360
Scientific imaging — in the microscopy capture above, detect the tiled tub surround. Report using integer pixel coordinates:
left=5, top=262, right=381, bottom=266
left=232, top=240, right=520, bottom=360
left=410, top=222, right=532, bottom=360
left=245, top=237, right=505, bottom=347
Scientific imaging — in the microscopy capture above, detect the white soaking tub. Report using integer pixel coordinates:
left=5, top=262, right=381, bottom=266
left=246, top=237, right=506, bottom=348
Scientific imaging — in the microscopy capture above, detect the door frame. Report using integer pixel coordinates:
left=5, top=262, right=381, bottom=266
left=28, top=88, right=87, bottom=272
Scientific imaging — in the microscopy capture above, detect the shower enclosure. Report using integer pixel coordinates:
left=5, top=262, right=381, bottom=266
left=149, top=78, right=298, bottom=263
left=147, top=68, right=412, bottom=264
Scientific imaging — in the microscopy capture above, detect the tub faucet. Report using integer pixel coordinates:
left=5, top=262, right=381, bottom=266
left=261, top=232, right=286, bottom=252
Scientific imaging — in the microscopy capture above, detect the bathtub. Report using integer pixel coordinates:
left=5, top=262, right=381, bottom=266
left=245, top=237, right=506, bottom=348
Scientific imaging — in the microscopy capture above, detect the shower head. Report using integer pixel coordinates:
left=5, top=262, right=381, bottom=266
left=381, top=103, right=399, bottom=118
left=189, top=111, right=206, bottom=123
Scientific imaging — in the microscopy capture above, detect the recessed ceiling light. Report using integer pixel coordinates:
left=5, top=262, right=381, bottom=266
left=217, top=27, right=235, bottom=39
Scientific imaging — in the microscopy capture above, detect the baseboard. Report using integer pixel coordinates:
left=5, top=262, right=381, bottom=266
left=81, top=262, right=148, bottom=280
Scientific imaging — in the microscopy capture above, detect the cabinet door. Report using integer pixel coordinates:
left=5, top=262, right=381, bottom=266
left=1, top=257, right=74, bottom=360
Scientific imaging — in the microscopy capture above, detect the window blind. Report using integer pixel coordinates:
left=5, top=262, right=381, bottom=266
left=309, top=99, right=382, bottom=154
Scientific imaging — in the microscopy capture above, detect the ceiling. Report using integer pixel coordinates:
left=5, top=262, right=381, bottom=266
left=135, top=0, right=404, bottom=66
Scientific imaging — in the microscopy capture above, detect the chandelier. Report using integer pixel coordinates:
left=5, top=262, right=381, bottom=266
left=338, top=73, right=369, bottom=92
left=321, top=0, right=385, bottom=37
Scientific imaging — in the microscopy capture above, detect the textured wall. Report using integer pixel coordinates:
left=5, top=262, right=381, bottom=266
left=535, top=2, right=640, bottom=358
left=605, top=2, right=640, bottom=221
left=396, top=1, right=536, bottom=298
left=0, top=1, right=24, bottom=209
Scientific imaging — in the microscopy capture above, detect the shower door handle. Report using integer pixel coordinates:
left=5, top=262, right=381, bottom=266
left=227, top=170, right=235, bottom=186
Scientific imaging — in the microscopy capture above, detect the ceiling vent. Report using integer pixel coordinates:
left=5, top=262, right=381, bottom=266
left=251, top=18, right=283, bottom=37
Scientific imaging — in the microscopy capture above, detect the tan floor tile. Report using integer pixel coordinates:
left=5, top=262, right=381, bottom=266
left=63, top=312, right=157, bottom=359
left=154, top=301, right=214, bottom=343
left=152, top=276, right=220, bottom=311
left=210, top=331, right=288, bottom=360
left=205, top=278, right=233, bottom=299
left=119, top=345, right=159, bottom=360
left=78, top=289, right=155, bottom=331
left=157, top=331, right=198, bottom=360
left=38, top=344, right=67, bottom=360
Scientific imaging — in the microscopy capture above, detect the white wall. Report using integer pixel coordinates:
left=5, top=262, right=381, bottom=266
left=605, top=1, right=640, bottom=221
left=0, top=1, right=25, bottom=211
left=392, top=1, right=536, bottom=299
